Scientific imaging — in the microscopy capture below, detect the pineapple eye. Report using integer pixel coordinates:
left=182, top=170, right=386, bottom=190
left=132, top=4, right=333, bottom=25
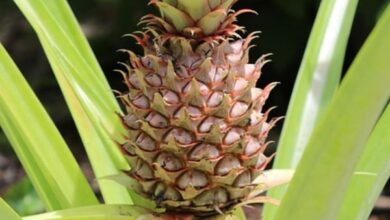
left=188, top=143, right=220, bottom=161
left=122, top=142, right=136, bottom=156
left=233, top=171, right=252, bottom=187
left=230, top=101, right=249, bottom=118
left=187, top=106, right=202, bottom=117
left=145, top=73, right=162, bottom=87
left=244, top=137, right=262, bottom=156
left=215, top=155, right=242, bottom=176
left=207, top=91, right=223, bottom=107
left=128, top=72, right=140, bottom=89
left=223, top=127, right=244, bottom=145
left=156, top=152, right=183, bottom=171
left=136, top=132, right=157, bottom=151
left=233, top=78, right=249, bottom=92
left=193, top=188, right=228, bottom=206
left=166, top=128, right=194, bottom=145
left=122, top=113, right=140, bottom=129
left=146, top=112, right=168, bottom=128
left=133, top=159, right=154, bottom=180
left=131, top=94, right=150, bottom=109
left=177, top=170, right=209, bottom=189
left=161, top=89, right=180, bottom=104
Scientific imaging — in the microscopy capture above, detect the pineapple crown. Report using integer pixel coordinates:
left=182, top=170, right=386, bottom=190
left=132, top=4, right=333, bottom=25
left=143, top=0, right=257, bottom=42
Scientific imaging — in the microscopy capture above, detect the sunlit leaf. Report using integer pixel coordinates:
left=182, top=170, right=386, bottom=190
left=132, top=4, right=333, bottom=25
left=23, top=204, right=152, bottom=220
left=273, top=4, right=390, bottom=219
left=0, top=44, right=98, bottom=210
left=336, top=105, right=390, bottom=220
left=263, top=0, right=358, bottom=217
left=0, top=198, right=22, bottom=220
left=14, top=0, right=134, bottom=204
left=263, top=0, right=359, bottom=218
left=3, top=177, right=45, bottom=216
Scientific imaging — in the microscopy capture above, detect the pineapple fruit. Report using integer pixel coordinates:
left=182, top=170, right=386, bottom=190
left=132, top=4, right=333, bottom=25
left=118, top=0, right=280, bottom=216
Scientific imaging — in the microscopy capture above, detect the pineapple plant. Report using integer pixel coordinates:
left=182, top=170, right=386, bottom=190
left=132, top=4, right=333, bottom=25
left=1, top=0, right=389, bottom=220
left=117, top=0, right=282, bottom=216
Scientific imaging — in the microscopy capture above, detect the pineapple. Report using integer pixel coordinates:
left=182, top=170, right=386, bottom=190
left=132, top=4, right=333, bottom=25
left=118, top=0, right=280, bottom=216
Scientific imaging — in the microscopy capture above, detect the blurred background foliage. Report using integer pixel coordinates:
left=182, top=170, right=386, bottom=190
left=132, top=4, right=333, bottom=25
left=0, top=0, right=388, bottom=216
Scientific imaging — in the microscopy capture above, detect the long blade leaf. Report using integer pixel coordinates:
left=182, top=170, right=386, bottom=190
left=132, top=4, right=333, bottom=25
left=13, top=0, right=133, bottom=204
left=3, top=177, right=45, bottom=215
left=0, top=198, right=22, bottom=220
left=336, top=104, right=390, bottom=219
left=263, top=0, right=359, bottom=217
left=23, top=204, right=152, bottom=220
left=274, top=4, right=390, bottom=219
left=0, top=44, right=98, bottom=210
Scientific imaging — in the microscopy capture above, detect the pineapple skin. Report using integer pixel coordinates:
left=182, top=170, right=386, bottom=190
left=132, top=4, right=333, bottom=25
left=118, top=0, right=279, bottom=215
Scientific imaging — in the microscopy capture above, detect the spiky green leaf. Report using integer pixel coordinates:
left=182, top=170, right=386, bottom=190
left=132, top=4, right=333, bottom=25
left=13, top=0, right=133, bottom=204
left=0, top=198, right=22, bottom=220
left=23, top=204, right=152, bottom=220
left=263, top=0, right=359, bottom=217
left=336, top=104, right=390, bottom=220
left=0, top=44, right=97, bottom=210
left=273, top=4, right=390, bottom=219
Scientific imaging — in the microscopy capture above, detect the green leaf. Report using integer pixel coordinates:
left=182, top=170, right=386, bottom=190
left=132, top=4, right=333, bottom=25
left=13, top=0, right=133, bottom=204
left=263, top=0, right=359, bottom=218
left=273, top=3, right=390, bottom=220
left=336, top=105, right=390, bottom=220
left=23, top=204, right=152, bottom=220
left=155, top=1, right=194, bottom=31
left=0, top=44, right=98, bottom=210
left=231, top=207, right=246, bottom=220
left=3, top=177, right=45, bottom=216
left=0, top=198, right=22, bottom=220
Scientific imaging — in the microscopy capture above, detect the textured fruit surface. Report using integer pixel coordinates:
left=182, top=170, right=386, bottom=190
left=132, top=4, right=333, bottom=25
left=118, top=0, right=279, bottom=215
